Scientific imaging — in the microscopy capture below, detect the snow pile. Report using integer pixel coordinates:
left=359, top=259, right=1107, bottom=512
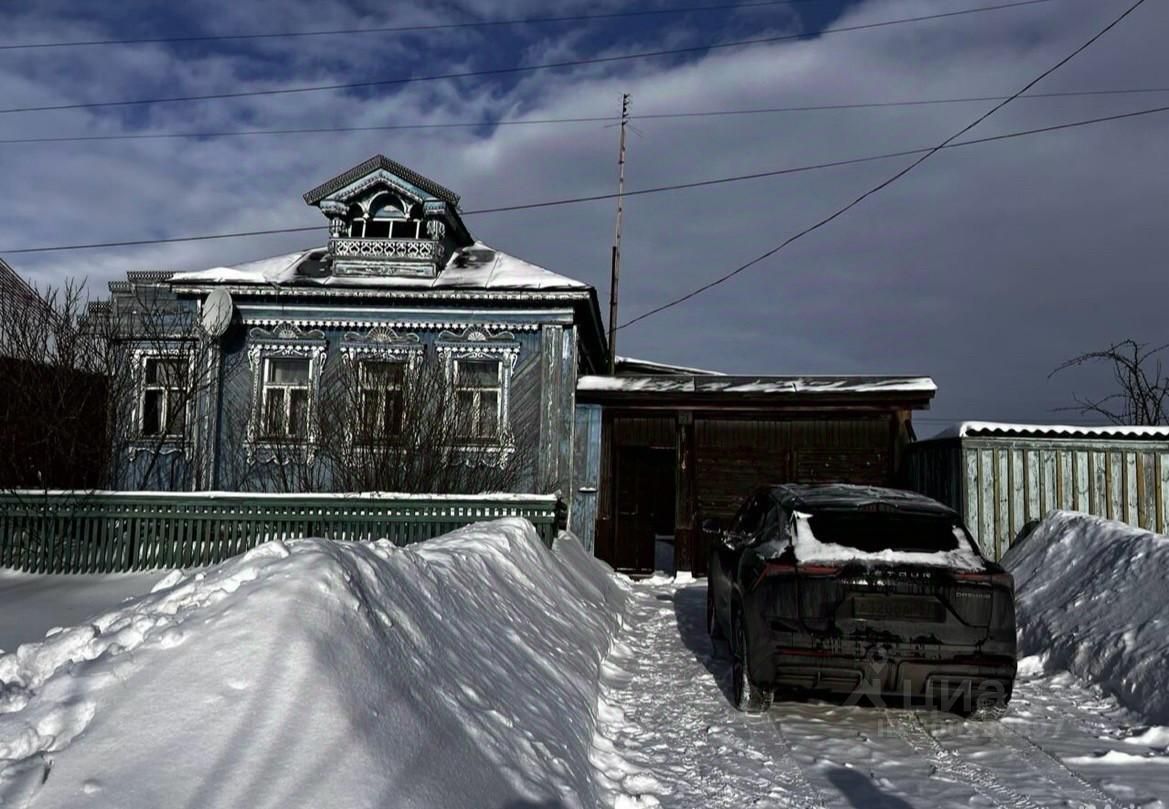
left=1005, top=510, right=1169, bottom=724
left=0, top=519, right=627, bottom=809
left=791, top=511, right=986, bottom=571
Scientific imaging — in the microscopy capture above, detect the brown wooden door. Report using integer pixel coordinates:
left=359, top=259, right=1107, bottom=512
left=612, top=447, right=675, bottom=574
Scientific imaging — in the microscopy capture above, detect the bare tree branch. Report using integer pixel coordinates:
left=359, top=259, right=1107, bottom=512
left=1051, top=339, right=1169, bottom=425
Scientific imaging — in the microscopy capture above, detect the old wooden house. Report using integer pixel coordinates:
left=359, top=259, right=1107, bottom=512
left=96, top=155, right=938, bottom=574
left=101, top=156, right=606, bottom=497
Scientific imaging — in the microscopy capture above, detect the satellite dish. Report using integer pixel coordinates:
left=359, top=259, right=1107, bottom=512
left=201, top=288, right=233, bottom=338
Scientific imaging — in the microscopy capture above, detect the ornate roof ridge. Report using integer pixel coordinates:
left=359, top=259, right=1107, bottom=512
left=303, top=155, right=461, bottom=207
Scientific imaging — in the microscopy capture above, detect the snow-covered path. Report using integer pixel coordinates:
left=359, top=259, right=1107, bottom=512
left=593, top=578, right=1169, bottom=808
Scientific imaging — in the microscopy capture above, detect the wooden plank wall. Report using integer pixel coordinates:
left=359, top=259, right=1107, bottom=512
left=569, top=404, right=602, bottom=552
left=695, top=416, right=892, bottom=521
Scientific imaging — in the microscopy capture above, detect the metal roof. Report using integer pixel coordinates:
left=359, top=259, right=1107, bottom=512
left=937, top=421, right=1169, bottom=441
left=577, top=375, right=936, bottom=395
left=302, top=155, right=461, bottom=206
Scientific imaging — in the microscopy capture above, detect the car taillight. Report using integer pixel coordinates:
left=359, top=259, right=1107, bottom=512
left=751, top=560, right=796, bottom=589
left=798, top=563, right=843, bottom=576
left=953, top=570, right=1013, bottom=588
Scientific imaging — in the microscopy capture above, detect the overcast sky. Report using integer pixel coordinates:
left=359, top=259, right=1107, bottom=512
left=2, top=0, right=1166, bottom=434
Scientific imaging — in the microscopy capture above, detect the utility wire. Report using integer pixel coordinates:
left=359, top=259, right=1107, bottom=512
left=0, top=0, right=828, bottom=51
left=2, top=101, right=1164, bottom=256
left=3, top=86, right=1166, bottom=146
left=618, top=0, right=1150, bottom=331
left=0, top=0, right=1057, bottom=116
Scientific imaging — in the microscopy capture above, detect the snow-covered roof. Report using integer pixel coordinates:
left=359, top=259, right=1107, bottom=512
left=169, top=242, right=588, bottom=292
left=577, top=375, right=937, bottom=395
left=937, top=421, right=1169, bottom=440
left=614, top=356, right=726, bottom=376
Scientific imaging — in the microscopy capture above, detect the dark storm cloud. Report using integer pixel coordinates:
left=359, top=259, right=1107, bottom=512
left=1, top=0, right=1165, bottom=431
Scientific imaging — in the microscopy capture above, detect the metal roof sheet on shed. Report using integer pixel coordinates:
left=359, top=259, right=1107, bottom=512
left=937, top=421, right=1169, bottom=440
left=577, top=375, right=936, bottom=395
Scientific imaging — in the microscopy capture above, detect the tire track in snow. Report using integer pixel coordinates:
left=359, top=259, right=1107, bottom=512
left=766, top=713, right=827, bottom=809
left=591, top=581, right=830, bottom=808
left=887, top=710, right=1043, bottom=809
left=998, top=723, right=1128, bottom=809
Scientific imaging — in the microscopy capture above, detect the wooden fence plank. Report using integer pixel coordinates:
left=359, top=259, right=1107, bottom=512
left=0, top=492, right=559, bottom=573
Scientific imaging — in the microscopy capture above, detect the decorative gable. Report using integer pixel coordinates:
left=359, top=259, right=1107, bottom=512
left=304, top=155, right=473, bottom=280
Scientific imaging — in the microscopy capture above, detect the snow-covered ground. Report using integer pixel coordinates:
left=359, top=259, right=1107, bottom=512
left=0, top=519, right=625, bottom=809
left=4, top=510, right=1168, bottom=808
left=0, top=571, right=166, bottom=654
left=594, top=575, right=1169, bottom=808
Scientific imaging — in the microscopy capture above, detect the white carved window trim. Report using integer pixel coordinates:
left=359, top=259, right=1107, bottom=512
left=246, top=323, right=327, bottom=462
left=129, top=344, right=195, bottom=456
left=260, top=357, right=312, bottom=441
left=452, top=358, right=503, bottom=442
left=435, top=327, right=520, bottom=462
left=339, top=327, right=423, bottom=446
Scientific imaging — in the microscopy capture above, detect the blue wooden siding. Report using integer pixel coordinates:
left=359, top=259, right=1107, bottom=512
left=107, top=288, right=582, bottom=495
left=570, top=403, right=603, bottom=551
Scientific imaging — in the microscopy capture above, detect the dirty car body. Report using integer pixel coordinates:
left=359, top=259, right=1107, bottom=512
left=707, top=484, right=1016, bottom=715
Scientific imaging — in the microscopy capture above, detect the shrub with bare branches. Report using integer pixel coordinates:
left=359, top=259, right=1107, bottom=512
left=1050, top=339, right=1168, bottom=426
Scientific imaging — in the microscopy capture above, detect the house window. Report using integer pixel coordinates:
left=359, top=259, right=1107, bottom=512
left=454, top=359, right=501, bottom=441
left=358, top=360, right=405, bottom=442
left=391, top=220, right=420, bottom=239
left=140, top=356, right=187, bottom=438
left=262, top=357, right=311, bottom=440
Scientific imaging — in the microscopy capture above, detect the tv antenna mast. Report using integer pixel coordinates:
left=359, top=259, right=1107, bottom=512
left=607, top=93, right=631, bottom=374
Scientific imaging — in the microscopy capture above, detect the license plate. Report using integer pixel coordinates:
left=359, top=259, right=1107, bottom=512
left=853, top=595, right=943, bottom=622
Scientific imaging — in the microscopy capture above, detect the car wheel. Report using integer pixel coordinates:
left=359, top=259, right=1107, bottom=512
left=732, top=614, right=772, bottom=714
left=707, top=586, right=724, bottom=642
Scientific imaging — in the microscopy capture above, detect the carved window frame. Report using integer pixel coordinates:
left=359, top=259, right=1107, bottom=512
left=127, top=343, right=196, bottom=458
left=435, top=327, right=520, bottom=463
left=339, top=326, right=423, bottom=448
left=246, top=322, right=328, bottom=462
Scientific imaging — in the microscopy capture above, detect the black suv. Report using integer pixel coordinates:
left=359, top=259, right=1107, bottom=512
left=707, top=484, right=1016, bottom=717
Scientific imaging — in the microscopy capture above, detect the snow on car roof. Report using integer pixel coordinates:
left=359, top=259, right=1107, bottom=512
left=937, top=421, right=1169, bottom=440
left=790, top=509, right=986, bottom=570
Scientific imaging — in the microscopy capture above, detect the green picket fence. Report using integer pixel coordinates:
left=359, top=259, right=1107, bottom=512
left=0, top=491, right=560, bottom=573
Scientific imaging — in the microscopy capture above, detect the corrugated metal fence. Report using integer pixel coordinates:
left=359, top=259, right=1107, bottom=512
left=908, top=436, right=1168, bottom=559
left=0, top=491, right=560, bottom=574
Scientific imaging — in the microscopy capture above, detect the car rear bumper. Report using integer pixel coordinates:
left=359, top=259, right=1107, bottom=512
left=756, top=640, right=1016, bottom=706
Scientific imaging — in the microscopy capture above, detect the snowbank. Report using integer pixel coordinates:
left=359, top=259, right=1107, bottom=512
left=1005, top=510, right=1169, bottom=724
left=0, top=519, right=627, bottom=809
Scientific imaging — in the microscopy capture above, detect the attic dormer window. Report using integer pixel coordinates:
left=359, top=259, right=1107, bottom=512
left=306, top=154, right=470, bottom=279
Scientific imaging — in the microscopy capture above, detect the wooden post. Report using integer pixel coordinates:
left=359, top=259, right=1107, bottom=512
left=675, top=410, right=696, bottom=574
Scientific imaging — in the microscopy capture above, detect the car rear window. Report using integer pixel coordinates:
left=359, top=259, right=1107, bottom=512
left=804, top=511, right=961, bottom=554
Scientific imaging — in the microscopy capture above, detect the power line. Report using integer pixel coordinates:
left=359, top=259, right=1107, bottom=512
left=0, top=0, right=1057, bottom=116
left=3, top=86, right=1167, bottom=146
left=2, top=101, right=1164, bottom=256
left=0, top=0, right=827, bottom=51
left=618, top=0, right=1150, bottom=331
